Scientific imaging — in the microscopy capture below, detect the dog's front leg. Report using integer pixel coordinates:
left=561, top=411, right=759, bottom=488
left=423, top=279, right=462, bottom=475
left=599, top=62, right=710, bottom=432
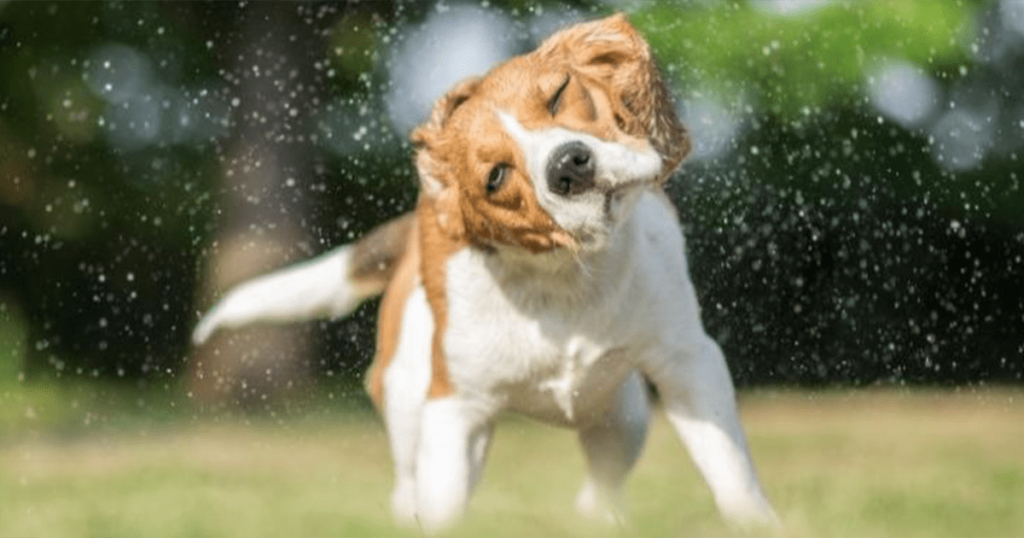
left=645, top=336, right=780, bottom=530
left=415, top=397, right=493, bottom=534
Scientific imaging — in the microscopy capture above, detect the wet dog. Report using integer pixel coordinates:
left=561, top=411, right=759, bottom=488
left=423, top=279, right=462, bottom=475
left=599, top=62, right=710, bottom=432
left=193, top=14, right=778, bottom=533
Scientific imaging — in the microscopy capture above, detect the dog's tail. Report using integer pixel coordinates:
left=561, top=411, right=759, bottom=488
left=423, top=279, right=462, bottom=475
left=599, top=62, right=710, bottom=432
left=191, top=212, right=415, bottom=345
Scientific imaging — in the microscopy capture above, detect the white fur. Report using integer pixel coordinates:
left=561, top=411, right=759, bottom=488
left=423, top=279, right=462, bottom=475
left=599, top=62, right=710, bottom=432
left=381, top=286, right=433, bottom=526
left=193, top=99, right=779, bottom=536
left=381, top=289, right=496, bottom=533
left=574, top=370, right=649, bottom=524
left=378, top=191, right=779, bottom=532
left=414, top=397, right=493, bottom=532
left=498, top=111, right=663, bottom=251
left=191, top=246, right=376, bottom=344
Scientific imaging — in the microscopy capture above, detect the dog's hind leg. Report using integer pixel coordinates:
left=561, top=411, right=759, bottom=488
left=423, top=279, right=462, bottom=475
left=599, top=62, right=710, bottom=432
left=467, top=421, right=495, bottom=495
left=575, top=370, right=650, bottom=525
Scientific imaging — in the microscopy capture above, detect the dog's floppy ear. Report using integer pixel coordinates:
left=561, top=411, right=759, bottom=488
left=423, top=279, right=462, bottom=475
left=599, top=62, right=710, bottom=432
left=410, top=77, right=480, bottom=195
left=539, top=14, right=690, bottom=178
left=410, top=77, right=480, bottom=152
left=410, top=77, right=480, bottom=240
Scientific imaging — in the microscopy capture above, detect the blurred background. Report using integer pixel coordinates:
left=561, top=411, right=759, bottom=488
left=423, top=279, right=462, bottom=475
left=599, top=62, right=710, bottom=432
left=2, top=1, right=1023, bottom=536
left=1, top=0, right=1022, bottom=405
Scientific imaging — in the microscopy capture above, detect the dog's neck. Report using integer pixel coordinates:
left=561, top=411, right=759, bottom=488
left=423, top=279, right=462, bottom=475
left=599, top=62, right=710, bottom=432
left=476, top=217, right=636, bottom=310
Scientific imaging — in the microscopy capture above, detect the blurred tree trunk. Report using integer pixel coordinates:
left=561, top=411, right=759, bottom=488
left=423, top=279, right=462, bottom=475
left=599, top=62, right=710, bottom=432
left=190, top=3, right=330, bottom=408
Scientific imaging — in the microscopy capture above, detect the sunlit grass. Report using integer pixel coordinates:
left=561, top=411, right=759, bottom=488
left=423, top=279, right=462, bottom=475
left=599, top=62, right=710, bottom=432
left=1, top=387, right=1022, bottom=537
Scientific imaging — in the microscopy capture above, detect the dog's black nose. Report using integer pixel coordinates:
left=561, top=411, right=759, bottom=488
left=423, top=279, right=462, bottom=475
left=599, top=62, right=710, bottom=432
left=546, top=141, right=595, bottom=196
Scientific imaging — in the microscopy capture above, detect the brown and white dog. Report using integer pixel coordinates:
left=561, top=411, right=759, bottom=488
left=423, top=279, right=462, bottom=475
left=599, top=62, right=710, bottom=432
left=193, top=14, right=778, bottom=533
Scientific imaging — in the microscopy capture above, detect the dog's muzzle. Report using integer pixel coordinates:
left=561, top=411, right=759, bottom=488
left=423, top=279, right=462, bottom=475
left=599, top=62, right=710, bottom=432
left=546, top=141, right=595, bottom=196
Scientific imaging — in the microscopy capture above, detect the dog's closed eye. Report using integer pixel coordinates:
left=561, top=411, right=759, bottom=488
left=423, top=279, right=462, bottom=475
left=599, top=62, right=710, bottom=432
left=547, top=74, right=571, bottom=116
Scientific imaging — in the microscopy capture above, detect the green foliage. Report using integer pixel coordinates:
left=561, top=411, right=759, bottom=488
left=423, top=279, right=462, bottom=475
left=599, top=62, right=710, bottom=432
left=636, top=0, right=972, bottom=117
left=327, top=15, right=378, bottom=92
left=1, top=0, right=1021, bottom=386
left=0, top=297, right=27, bottom=386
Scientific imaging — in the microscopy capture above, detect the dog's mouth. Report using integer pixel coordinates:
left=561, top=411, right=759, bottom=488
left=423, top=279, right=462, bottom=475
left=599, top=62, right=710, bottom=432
left=605, top=178, right=656, bottom=198
left=602, top=178, right=653, bottom=215
left=544, top=179, right=654, bottom=252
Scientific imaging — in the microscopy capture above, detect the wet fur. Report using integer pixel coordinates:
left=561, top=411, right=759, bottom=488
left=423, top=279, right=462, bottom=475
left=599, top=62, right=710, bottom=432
left=193, top=14, right=779, bottom=534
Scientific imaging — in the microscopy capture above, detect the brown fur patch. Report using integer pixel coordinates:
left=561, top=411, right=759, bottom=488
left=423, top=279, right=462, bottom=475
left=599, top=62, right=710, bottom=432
left=365, top=198, right=465, bottom=407
left=384, top=14, right=691, bottom=404
left=417, top=197, right=465, bottom=400
left=408, top=14, right=688, bottom=256
left=534, top=14, right=690, bottom=178
left=366, top=218, right=420, bottom=411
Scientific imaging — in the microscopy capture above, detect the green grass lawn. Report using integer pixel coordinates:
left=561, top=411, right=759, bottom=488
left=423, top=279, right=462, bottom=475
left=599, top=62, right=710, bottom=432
left=1, top=387, right=1022, bottom=537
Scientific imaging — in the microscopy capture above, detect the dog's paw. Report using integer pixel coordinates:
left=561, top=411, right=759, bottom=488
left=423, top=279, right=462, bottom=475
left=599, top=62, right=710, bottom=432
left=720, top=496, right=783, bottom=534
left=574, top=481, right=626, bottom=527
left=390, top=481, right=418, bottom=528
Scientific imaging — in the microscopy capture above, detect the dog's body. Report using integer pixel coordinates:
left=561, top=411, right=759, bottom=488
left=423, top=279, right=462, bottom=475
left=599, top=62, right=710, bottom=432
left=193, top=15, right=778, bottom=532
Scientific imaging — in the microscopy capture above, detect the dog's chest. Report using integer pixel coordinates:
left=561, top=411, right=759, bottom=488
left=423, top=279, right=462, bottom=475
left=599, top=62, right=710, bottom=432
left=442, top=249, right=637, bottom=426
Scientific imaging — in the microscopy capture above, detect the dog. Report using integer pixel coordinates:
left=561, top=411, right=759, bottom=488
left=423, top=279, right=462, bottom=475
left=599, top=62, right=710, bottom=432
left=192, top=14, right=779, bottom=533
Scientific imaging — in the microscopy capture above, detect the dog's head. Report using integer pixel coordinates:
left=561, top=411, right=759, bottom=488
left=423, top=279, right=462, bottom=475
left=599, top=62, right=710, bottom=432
left=411, top=14, right=690, bottom=254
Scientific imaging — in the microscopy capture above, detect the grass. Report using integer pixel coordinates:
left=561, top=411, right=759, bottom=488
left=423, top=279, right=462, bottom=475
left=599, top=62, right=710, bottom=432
left=1, top=386, right=1022, bottom=537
